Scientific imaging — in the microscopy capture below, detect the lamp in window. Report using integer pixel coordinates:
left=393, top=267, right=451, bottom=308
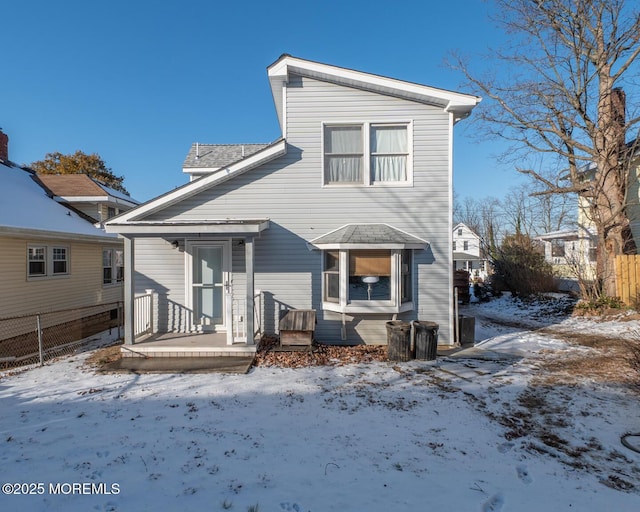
left=362, top=276, right=379, bottom=300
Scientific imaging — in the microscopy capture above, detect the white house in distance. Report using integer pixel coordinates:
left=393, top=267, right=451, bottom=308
left=105, top=55, right=480, bottom=355
left=452, top=222, right=489, bottom=282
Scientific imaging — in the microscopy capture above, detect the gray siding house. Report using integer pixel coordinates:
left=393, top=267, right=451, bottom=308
left=106, top=55, right=480, bottom=355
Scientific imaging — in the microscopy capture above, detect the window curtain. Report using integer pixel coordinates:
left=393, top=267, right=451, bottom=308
left=371, top=126, right=407, bottom=182
left=325, top=126, right=362, bottom=182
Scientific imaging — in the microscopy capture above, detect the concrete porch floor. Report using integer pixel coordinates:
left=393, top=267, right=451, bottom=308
left=121, top=332, right=257, bottom=358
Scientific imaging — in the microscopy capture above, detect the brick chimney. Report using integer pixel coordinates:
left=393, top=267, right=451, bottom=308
left=0, top=129, right=8, bottom=162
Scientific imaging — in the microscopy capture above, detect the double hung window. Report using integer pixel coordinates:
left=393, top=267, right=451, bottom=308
left=103, top=248, right=124, bottom=285
left=27, top=245, right=69, bottom=278
left=324, top=122, right=411, bottom=185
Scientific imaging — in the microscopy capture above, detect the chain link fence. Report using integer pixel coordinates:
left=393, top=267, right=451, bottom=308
left=0, top=302, right=123, bottom=369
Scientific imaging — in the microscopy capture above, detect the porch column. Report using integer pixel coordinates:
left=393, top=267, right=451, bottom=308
left=123, top=236, right=135, bottom=345
left=245, top=237, right=255, bottom=344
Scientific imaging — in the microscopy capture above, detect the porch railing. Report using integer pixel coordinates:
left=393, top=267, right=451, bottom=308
left=134, top=291, right=153, bottom=338
left=232, top=291, right=262, bottom=342
left=133, top=290, right=261, bottom=343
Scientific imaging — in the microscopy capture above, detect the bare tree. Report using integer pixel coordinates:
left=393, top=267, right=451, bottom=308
left=453, top=195, right=483, bottom=234
left=453, top=0, right=640, bottom=296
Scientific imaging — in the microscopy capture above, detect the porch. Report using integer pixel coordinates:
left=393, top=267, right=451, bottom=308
left=120, top=332, right=257, bottom=358
left=125, top=286, right=262, bottom=358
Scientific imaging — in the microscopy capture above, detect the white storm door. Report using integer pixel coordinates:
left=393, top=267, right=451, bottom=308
left=191, top=243, right=230, bottom=332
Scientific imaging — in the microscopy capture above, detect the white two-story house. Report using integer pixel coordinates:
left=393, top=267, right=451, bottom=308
left=453, top=223, right=489, bottom=282
left=106, top=55, right=480, bottom=355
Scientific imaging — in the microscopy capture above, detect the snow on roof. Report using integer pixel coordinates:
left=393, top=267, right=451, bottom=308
left=0, top=162, right=117, bottom=240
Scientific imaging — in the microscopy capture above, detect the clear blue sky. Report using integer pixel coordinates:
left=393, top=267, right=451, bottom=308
left=2, top=0, right=524, bottom=203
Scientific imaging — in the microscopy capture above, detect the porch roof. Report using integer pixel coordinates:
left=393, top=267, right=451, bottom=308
left=104, top=218, right=270, bottom=236
left=453, top=252, right=484, bottom=261
left=308, top=223, right=428, bottom=250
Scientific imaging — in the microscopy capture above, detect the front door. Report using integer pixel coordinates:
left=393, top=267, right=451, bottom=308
left=189, top=241, right=231, bottom=339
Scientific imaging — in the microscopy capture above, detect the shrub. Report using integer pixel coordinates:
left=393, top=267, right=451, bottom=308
left=490, top=233, right=555, bottom=297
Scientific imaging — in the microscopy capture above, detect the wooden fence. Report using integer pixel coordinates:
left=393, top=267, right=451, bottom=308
left=615, top=255, right=640, bottom=306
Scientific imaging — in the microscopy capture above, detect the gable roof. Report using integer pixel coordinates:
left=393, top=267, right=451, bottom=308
left=183, top=143, right=271, bottom=174
left=0, top=162, right=117, bottom=241
left=267, top=54, right=481, bottom=132
left=453, top=223, right=481, bottom=239
left=106, top=138, right=286, bottom=226
left=36, top=173, right=138, bottom=207
left=308, top=224, right=428, bottom=249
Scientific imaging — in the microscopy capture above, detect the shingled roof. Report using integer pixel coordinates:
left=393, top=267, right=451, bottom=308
left=183, top=143, right=270, bottom=169
left=309, top=224, right=428, bottom=249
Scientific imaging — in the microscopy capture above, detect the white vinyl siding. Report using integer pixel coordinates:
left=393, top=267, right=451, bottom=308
left=139, top=74, right=453, bottom=343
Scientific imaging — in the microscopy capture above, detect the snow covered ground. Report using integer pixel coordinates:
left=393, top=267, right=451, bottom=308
left=1, top=295, right=639, bottom=512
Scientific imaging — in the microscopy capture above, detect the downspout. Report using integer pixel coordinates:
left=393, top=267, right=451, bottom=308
left=448, top=110, right=455, bottom=346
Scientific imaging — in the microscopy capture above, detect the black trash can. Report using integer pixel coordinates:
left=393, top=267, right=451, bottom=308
left=414, top=321, right=439, bottom=361
left=386, top=321, right=412, bottom=362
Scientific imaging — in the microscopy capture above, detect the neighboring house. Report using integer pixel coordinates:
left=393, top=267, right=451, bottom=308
left=106, top=54, right=480, bottom=352
left=535, top=227, right=597, bottom=283
left=452, top=222, right=489, bottom=282
left=0, top=130, right=133, bottom=355
left=37, top=173, right=139, bottom=227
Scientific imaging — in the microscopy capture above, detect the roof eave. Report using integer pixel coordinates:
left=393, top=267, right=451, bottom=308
left=107, top=139, right=287, bottom=225
left=267, top=55, right=481, bottom=126
left=0, top=225, right=118, bottom=243
left=105, top=220, right=270, bottom=236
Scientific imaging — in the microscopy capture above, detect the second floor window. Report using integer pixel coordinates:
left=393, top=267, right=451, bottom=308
left=324, top=122, right=411, bottom=186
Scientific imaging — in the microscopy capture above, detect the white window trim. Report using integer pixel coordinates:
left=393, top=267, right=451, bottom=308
left=103, top=247, right=124, bottom=287
left=321, top=120, right=414, bottom=188
left=27, top=244, right=70, bottom=280
left=322, top=249, right=414, bottom=314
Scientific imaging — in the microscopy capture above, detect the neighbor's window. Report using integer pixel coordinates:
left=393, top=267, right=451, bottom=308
left=28, top=245, right=70, bottom=278
left=452, top=241, right=457, bottom=251
left=52, top=247, right=68, bottom=275
left=115, top=250, right=124, bottom=282
left=324, top=122, right=411, bottom=185
left=463, top=241, right=469, bottom=251
left=551, top=240, right=565, bottom=258
left=103, top=248, right=124, bottom=285
left=28, top=246, right=46, bottom=277
left=103, top=249, right=113, bottom=284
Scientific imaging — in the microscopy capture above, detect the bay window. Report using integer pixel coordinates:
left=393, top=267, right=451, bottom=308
left=322, top=248, right=414, bottom=313
left=324, top=122, right=412, bottom=186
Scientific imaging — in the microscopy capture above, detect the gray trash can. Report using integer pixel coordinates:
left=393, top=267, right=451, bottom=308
left=414, top=321, right=438, bottom=360
left=457, top=315, right=475, bottom=346
left=386, top=321, right=412, bottom=362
